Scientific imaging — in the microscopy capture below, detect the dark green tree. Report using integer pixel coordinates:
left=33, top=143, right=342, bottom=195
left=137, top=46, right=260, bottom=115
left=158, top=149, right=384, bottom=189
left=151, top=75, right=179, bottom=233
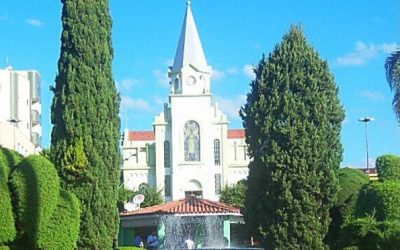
left=219, top=179, right=247, bottom=208
left=241, top=26, right=345, bottom=249
left=50, top=0, right=120, bottom=248
left=385, top=49, right=400, bottom=120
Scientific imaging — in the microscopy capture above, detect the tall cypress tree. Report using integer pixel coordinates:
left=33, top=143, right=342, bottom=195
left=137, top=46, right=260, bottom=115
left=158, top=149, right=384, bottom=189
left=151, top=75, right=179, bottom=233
left=241, top=26, right=344, bottom=249
left=51, top=0, right=120, bottom=248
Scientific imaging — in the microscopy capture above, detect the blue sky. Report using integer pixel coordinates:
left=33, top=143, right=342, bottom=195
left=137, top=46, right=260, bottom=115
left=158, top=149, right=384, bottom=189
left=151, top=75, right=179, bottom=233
left=0, top=1, right=399, bottom=168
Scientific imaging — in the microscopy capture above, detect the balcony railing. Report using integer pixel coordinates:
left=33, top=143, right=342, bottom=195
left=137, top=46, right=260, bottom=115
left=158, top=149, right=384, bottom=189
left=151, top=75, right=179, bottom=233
left=31, top=110, right=40, bottom=126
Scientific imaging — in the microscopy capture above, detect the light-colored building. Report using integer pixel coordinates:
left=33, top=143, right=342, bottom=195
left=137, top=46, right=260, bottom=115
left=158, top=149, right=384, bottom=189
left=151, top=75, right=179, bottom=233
left=0, top=66, right=42, bottom=156
left=122, top=3, right=249, bottom=203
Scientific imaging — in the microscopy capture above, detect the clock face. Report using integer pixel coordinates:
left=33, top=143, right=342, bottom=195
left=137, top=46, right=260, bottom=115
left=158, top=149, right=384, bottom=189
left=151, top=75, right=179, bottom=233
left=186, top=76, right=196, bottom=85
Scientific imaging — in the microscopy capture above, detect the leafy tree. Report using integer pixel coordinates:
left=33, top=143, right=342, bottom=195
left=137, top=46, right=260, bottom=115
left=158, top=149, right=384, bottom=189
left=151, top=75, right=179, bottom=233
left=376, top=154, right=400, bottom=181
left=50, top=0, right=120, bottom=248
left=133, top=183, right=163, bottom=208
left=219, top=179, right=247, bottom=207
left=385, top=49, right=400, bottom=120
left=241, top=25, right=345, bottom=249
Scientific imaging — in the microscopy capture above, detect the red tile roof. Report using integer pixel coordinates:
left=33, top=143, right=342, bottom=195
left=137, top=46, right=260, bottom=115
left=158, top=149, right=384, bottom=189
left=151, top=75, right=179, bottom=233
left=227, top=129, right=245, bottom=139
left=120, top=196, right=241, bottom=217
left=128, top=131, right=155, bottom=141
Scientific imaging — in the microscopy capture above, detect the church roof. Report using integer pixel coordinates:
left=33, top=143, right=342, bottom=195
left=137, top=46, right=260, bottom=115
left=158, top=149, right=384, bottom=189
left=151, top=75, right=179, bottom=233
left=120, top=195, right=241, bottom=217
left=127, top=131, right=155, bottom=141
left=227, top=129, right=245, bottom=139
left=171, top=1, right=209, bottom=73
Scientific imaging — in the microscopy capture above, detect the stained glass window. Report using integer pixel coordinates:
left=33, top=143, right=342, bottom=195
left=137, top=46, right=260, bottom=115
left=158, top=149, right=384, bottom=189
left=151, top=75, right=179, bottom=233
left=184, top=120, right=200, bottom=161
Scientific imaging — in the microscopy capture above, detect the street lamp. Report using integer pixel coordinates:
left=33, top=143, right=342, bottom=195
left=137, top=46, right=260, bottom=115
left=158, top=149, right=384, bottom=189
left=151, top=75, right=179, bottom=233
left=358, top=116, right=374, bottom=172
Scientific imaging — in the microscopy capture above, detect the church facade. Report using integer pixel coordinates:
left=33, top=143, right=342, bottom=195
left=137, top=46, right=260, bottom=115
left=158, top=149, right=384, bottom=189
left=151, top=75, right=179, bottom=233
left=122, top=3, right=249, bottom=204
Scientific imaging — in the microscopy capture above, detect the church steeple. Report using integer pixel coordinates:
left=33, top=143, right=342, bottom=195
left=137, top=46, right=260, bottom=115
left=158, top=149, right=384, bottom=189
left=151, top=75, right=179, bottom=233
left=171, top=1, right=210, bottom=73
left=169, top=1, right=212, bottom=96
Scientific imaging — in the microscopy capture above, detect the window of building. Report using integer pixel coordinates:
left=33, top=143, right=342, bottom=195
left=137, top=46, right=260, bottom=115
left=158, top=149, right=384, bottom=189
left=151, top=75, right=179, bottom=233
left=214, top=139, right=220, bottom=165
left=184, top=120, right=200, bottom=161
left=164, top=141, right=170, bottom=168
left=165, top=175, right=171, bottom=196
left=215, top=174, right=221, bottom=195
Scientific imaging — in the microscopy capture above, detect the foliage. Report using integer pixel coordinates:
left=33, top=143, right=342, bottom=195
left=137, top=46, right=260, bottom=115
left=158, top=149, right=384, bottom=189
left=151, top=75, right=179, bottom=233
left=340, top=216, right=400, bottom=250
left=40, top=190, right=80, bottom=250
left=50, top=0, right=121, bottom=248
left=241, top=25, right=344, bottom=249
left=336, top=168, right=369, bottom=216
left=118, top=186, right=135, bottom=211
left=356, top=180, right=400, bottom=221
left=118, top=247, right=143, bottom=250
left=385, top=49, right=400, bottom=120
left=0, top=149, right=20, bottom=244
left=376, top=154, right=400, bottom=181
left=219, top=179, right=247, bottom=207
left=134, top=184, right=163, bottom=208
left=10, top=156, right=60, bottom=248
left=325, top=168, right=369, bottom=248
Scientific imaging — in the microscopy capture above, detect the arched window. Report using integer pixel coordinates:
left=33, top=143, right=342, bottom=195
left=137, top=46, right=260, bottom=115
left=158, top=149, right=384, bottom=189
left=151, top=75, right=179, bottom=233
left=164, top=141, right=170, bottom=168
left=214, top=139, right=220, bottom=165
left=184, top=120, right=200, bottom=161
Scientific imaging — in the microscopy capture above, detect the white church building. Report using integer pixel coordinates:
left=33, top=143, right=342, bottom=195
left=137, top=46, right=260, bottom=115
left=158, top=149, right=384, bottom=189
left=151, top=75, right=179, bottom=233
left=122, top=2, right=249, bottom=203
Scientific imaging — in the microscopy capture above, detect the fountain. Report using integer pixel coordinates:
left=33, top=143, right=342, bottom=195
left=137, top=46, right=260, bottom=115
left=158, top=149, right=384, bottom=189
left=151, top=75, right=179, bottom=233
left=119, top=195, right=263, bottom=249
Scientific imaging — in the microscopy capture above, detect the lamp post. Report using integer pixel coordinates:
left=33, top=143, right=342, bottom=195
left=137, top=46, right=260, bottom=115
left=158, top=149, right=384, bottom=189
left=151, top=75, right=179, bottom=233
left=358, top=116, right=374, bottom=172
left=7, top=118, right=21, bottom=151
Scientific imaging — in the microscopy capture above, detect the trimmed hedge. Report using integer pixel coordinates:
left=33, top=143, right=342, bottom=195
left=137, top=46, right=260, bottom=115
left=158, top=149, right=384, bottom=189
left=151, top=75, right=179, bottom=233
left=10, top=155, right=61, bottom=248
left=376, top=154, right=400, bottom=181
left=38, top=190, right=80, bottom=249
left=356, top=180, right=400, bottom=221
left=118, top=247, right=143, bottom=250
left=0, top=148, right=22, bottom=244
left=337, top=167, right=369, bottom=217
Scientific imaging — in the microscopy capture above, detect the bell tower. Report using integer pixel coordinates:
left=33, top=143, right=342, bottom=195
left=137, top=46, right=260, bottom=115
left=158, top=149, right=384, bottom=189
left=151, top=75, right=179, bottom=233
left=168, top=1, right=212, bottom=96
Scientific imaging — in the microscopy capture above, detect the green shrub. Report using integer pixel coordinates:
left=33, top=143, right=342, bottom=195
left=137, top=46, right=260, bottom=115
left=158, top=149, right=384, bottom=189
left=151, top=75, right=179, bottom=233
left=0, top=246, right=10, bottom=250
left=376, top=154, right=400, bottom=181
left=0, top=148, right=21, bottom=244
left=337, top=168, right=369, bottom=217
left=118, top=247, right=143, bottom=250
left=356, top=181, right=400, bottom=221
left=10, top=155, right=60, bottom=248
left=38, top=190, right=80, bottom=250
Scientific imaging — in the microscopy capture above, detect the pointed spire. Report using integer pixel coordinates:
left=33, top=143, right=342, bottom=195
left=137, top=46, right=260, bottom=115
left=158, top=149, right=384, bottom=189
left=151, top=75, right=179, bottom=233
left=171, top=2, right=209, bottom=73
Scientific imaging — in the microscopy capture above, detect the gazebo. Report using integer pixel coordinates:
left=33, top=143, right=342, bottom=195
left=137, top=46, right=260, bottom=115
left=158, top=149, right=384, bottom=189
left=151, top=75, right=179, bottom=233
left=119, top=195, right=245, bottom=248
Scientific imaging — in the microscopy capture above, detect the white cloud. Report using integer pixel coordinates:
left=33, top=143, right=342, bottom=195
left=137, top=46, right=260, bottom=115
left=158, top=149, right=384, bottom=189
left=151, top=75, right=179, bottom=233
left=118, top=77, right=142, bottom=91
left=212, top=68, right=225, bottom=81
left=242, top=64, right=255, bottom=79
left=214, top=95, right=247, bottom=121
left=153, top=69, right=170, bottom=87
left=26, top=18, right=43, bottom=27
left=121, top=96, right=152, bottom=112
left=336, top=41, right=399, bottom=66
left=358, top=90, right=385, bottom=102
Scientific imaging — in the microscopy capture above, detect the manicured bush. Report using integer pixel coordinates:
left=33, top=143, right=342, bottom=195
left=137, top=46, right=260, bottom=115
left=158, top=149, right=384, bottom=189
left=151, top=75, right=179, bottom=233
left=0, top=148, right=22, bottom=244
left=118, top=247, right=143, bottom=250
left=38, top=190, right=80, bottom=249
left=376, top=154, right=400, bottom=181
left=10, top=155, right=60, bottom=248
left=337, top=168, right=369, bottom=217
left=356, top=180, right=400, bottom=221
